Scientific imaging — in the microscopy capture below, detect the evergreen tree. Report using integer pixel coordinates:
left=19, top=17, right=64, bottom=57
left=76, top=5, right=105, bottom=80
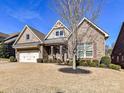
left=0, top=41, right=7, bottom=58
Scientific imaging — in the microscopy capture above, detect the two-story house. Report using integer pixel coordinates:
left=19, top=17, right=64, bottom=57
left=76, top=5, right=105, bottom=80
left=13, top=17, right=109, bottom=63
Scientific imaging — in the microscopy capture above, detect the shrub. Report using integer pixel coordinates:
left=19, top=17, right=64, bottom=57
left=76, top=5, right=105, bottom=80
left=98, top=64, right=106, bottom=68
left=43, top=59, right=48, bottom=63
left=37, top=58, right=43, bottom=63
left=68, top=60, right=73, bottom=66
left=69, top=60, right=80, bottom=66
left=47, top=59, right=53, bottom=63
left=65, top=59, right=70, bottom=65
left=80, top=60, right=86, bottom=63
left=52, top=58, right=57, bottom=63
left=78, top=59, right=97, bottom=67
left=92, top=60, right=99, bottom=65
left=9, top=56, right=17, bottom=62
left=90, top=62, right=98, bottom=67
left=82, top=61, right=88, bottom=66
left=86, top=60, right=92, bottom=66
left=100, top=56, right=111, bottom=66
left=57, top=59, right=63, bottom=64
left=78, top=60, right=86, bottom=66
left=109, top=64, right=121, bottom=71
left=47, top=59, right=57, bottom=63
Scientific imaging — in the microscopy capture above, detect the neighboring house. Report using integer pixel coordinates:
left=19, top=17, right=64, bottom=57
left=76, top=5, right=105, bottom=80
left=0, top=32, right=8, bottom=42
left=111, top=22, right=124, bottom=68
left=4, top=32, right=19, bottom=57
left=13, top=17, right=109, bottom=63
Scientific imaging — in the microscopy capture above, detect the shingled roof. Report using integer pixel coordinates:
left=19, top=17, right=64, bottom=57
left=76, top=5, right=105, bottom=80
left=5, top=32, right=19, bottom=40
left=28, top=25, right=45, bottom=41
left=13, top=25, right=45, bottom=46
left=44, top=37, right=67, bottom=44
left=4, top=32, right=19, bottom=44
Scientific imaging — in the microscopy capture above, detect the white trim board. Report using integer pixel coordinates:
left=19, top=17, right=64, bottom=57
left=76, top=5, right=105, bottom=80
left=68, top=17, right=109, bottom=39
left=13, top=25, right=43, bottom=47
left=44, top=20, right=71, bottom=40
left=78, top=17, right=109, bottom=38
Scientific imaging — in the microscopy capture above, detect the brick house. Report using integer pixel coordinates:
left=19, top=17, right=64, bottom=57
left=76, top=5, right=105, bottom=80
left=13, top=17, right=109, bottom=63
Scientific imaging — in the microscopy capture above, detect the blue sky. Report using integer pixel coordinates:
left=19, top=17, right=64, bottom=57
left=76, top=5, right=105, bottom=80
left=0, top=0, right=123, bottom=46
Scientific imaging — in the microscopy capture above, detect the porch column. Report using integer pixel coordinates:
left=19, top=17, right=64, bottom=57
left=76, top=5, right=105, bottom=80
left=15, top=49, right=19, bottom=61
left=51, top=46, right=53, bottom=55
left=60, top=45, right=63, bottom=61
left=64, top=53, right=67, bottom=62
left=40, top=46, right=43, bottom=59
left=49, top=46, right=54, bottom=60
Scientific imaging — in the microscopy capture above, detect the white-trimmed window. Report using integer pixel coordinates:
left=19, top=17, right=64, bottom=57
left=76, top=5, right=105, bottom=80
left=60, top=31, right=64, bottom=36
left=56, top=30, right=64, bottom=37
left=77, top=43, right=93, bottom=58
left=56, top=31, right=59, bottom=36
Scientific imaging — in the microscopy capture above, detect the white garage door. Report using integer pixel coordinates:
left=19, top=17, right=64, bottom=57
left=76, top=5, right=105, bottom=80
left=19, top=52, right=39, bottom=63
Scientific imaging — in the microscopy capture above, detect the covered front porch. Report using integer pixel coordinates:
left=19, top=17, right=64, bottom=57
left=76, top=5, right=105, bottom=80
left=44, top=44, right=68, bottom=62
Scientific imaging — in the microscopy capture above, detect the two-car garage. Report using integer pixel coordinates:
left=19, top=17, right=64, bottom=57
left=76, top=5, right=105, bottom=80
left=19, top=51, right=39, bottom=63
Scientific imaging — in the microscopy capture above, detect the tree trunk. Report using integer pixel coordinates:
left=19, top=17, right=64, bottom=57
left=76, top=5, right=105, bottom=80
left=73, top=53, right=76, bottom=70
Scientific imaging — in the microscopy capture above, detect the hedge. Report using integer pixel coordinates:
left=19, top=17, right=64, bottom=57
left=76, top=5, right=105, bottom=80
left=9, top=56, right=17, bottom=62
left=109, top=64, right=121, bottom=71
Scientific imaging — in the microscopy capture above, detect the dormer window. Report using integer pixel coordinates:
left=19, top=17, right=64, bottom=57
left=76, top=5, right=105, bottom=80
left=60, top=31, right=64, bottom=36
left=26, top=34, right=30, bottom=40
left=56, top=31, right=59, bottom=36
left=56, top=30, right=64, bottom=37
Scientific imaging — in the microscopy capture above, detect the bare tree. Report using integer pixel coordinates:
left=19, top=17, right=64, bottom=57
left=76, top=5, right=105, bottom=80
left=51, top=0, right=105, bottom=70
left=105, top=43, right=115, bottom=57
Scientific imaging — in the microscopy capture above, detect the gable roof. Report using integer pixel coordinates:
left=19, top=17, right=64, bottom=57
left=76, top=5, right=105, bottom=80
left=4, top=32, right=19, bottom=44
left=44, top=37, right=67, bottom=44
left=78, top=17, right=109, bottom=38
left=112, top=22, right=124, bottom=55
left=68, top=17, right=109, bottom=39
left=28, top=26, right=45, bottom=41
left=13, top=25, right=45, bottom=46
left=5, top=32, right=19, bottom=41
left=4, top=37, right=17, bottom=44
left=44, top=20, right=71, bottom=39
